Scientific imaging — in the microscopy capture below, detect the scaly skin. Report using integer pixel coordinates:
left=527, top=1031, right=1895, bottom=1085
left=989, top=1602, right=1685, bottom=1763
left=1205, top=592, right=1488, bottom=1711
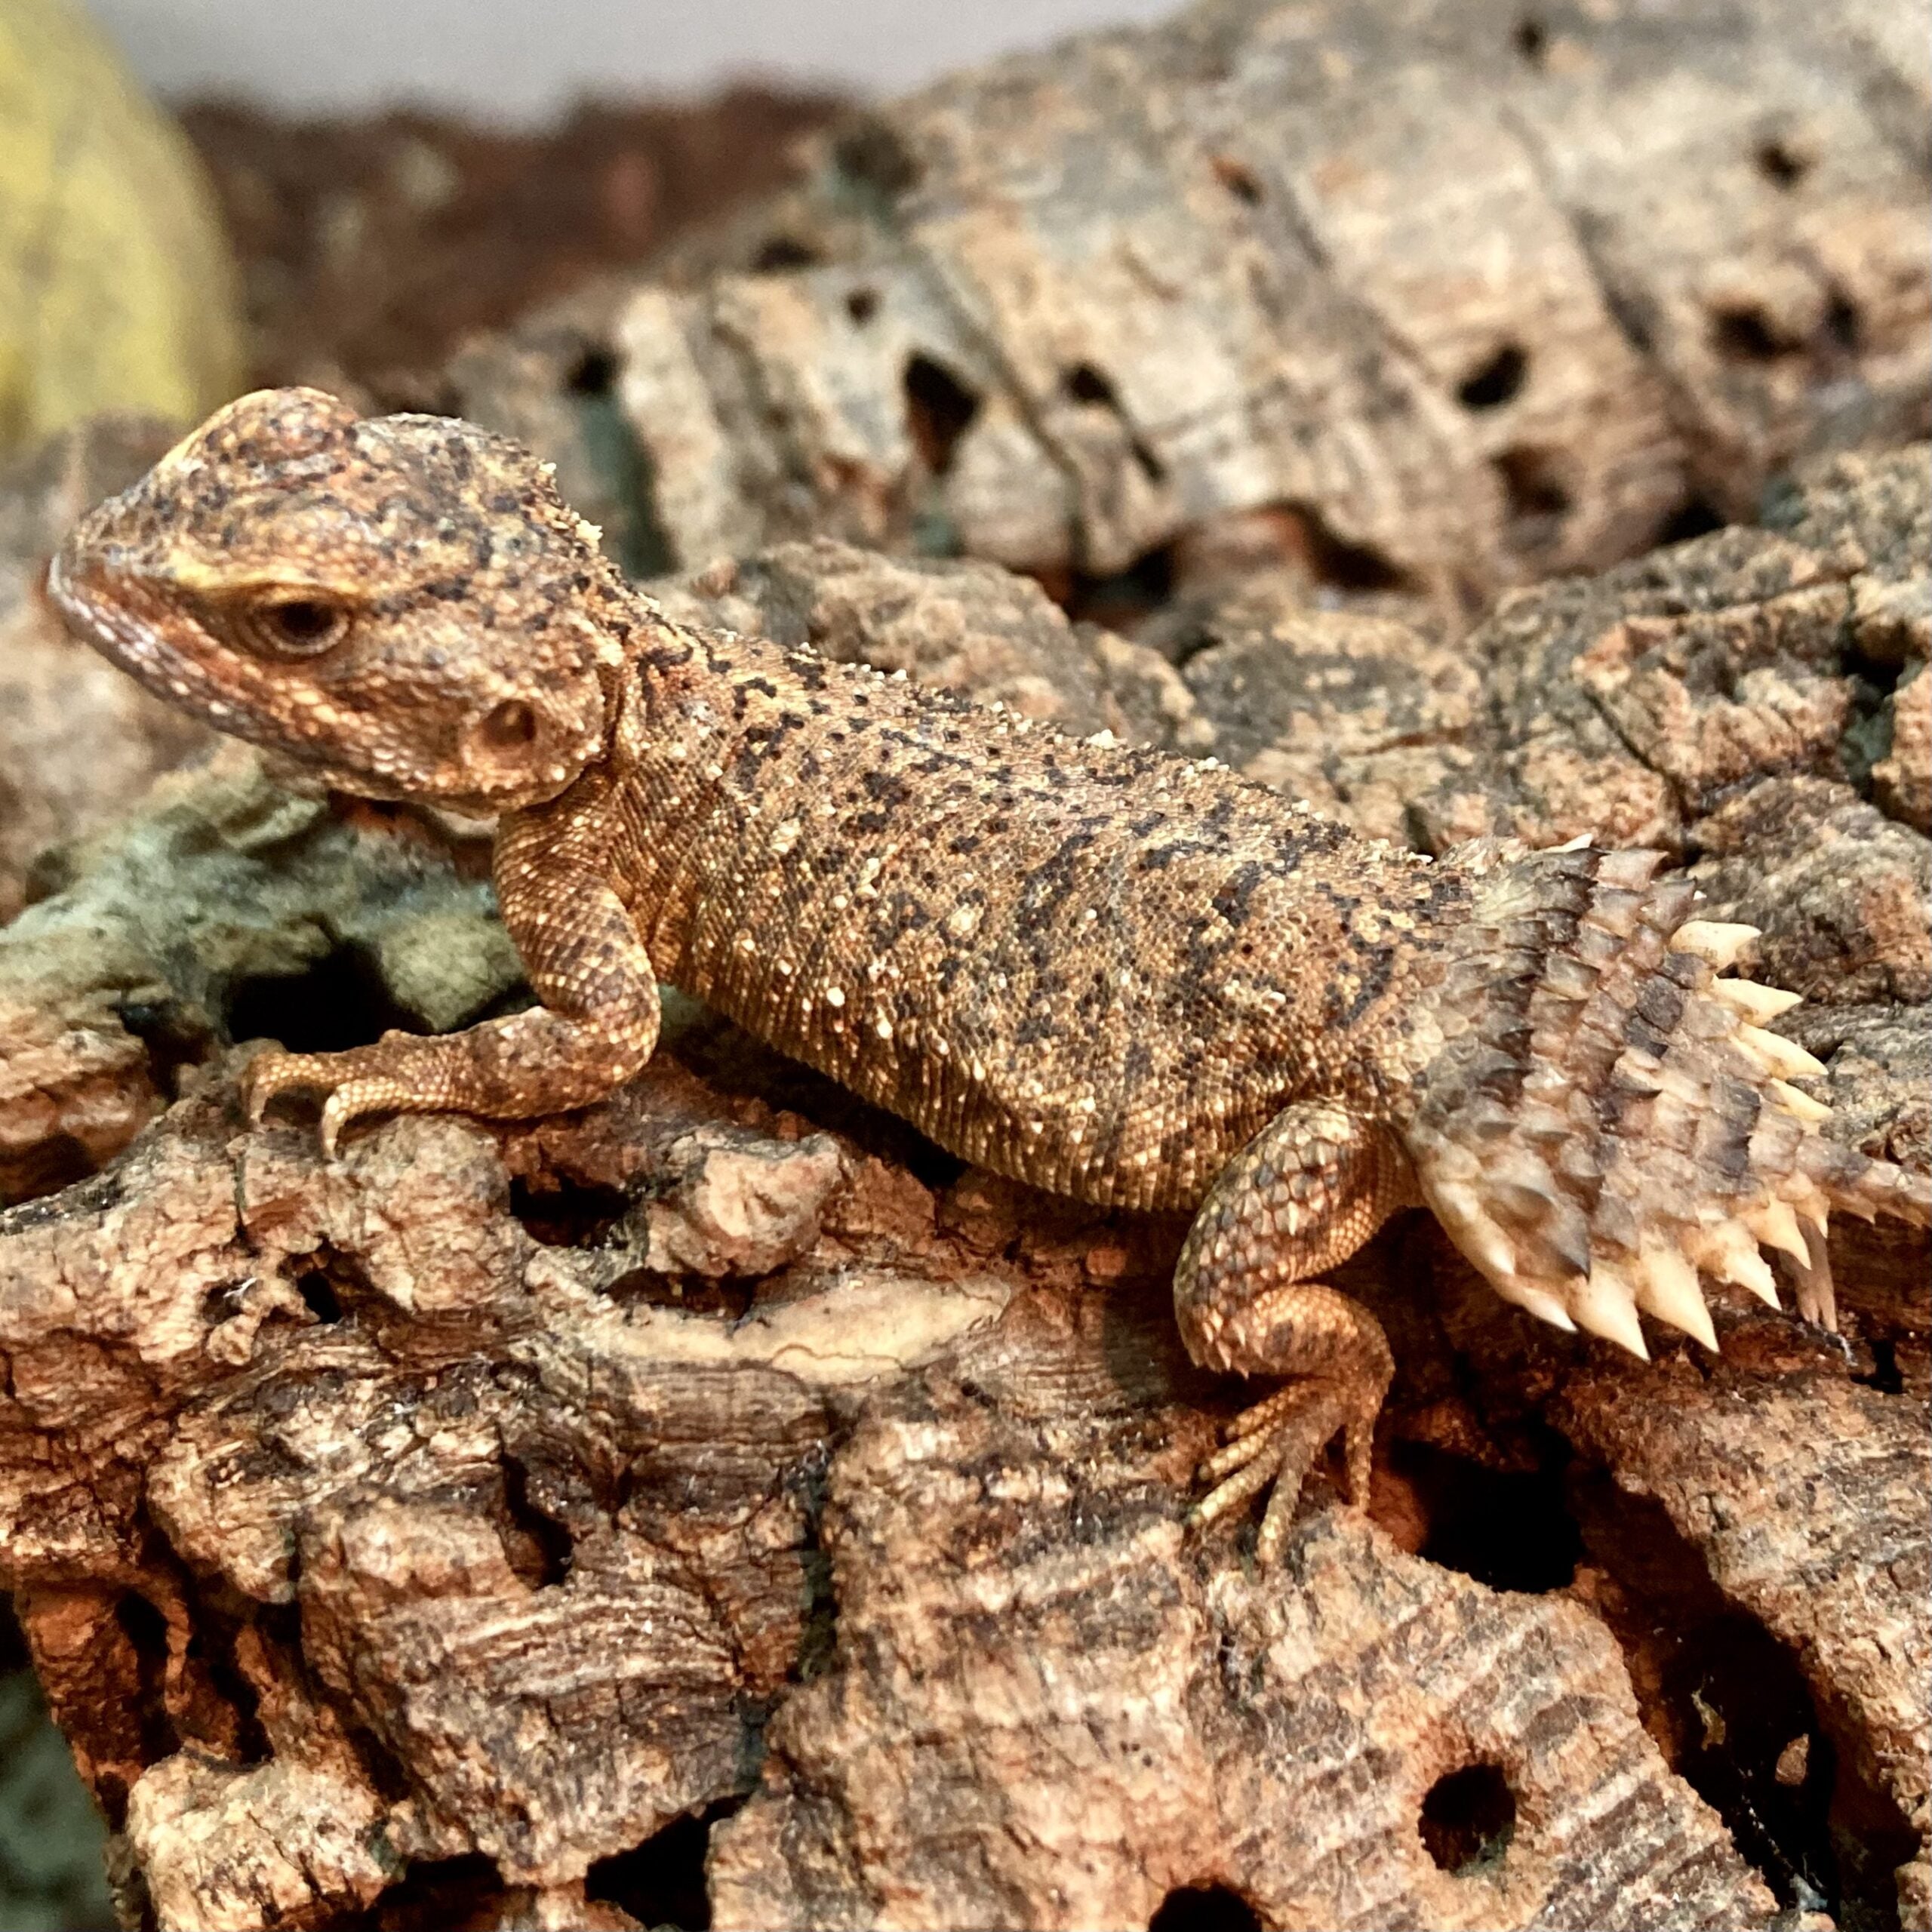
left=49, top=390, right=1931, bottom=1559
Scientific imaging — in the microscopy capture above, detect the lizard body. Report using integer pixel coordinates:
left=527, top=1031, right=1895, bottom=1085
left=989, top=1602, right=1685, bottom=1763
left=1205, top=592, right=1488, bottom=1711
left=50, top=390, right=1930, bottom=1557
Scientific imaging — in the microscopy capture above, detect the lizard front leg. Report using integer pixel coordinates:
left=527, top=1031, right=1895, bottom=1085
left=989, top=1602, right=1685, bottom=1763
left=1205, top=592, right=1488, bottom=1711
left=245, top=791, right=659, bottom=1155
left=1176, top=1100, right=1417, bottom=1564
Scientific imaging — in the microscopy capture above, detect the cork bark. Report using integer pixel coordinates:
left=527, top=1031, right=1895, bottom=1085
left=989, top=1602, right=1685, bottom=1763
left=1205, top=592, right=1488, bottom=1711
left=448, top=0, right=1929, bottom=616
left=1, top=439, right=1926, bottom=1928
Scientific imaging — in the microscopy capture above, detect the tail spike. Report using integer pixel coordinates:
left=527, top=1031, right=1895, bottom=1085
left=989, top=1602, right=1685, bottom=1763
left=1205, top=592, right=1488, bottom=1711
left=1500, top=1280, right=1579, bottom=1333
left=1672, top=920, right=1760, bottom=968
left=1596, top=848, right=1665, bottom=890
left=1433, top=1181, right=1519, bottom=1280
left=1736, top=1026, right=1829, bottom=1081
left=1769, top=1078, right=1831, bottom=1123
left=1699, top=1221, right=1780, bottom=1308
left=1571, top=1264, right=1650, bottom=1360
left=1745, top=1198, right=1810, bottom=1264
left=1633, top=1245, right=1718, bottom=1351
left=1709, top=979, right=1804, bottom=1024
left=1630, top=1244, right=1723, bottom=1352
left=1790, top=1221, right=1837, bottom=1330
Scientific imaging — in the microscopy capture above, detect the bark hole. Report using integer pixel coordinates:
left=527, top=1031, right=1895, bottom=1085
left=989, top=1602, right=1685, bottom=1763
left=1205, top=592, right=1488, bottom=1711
left=0, top=1132, right=97, bottom=1207
left=115, top=989, right=217, bottom=1098
left=368, top=1852, right=505, bottom=1930
left=500, top=1456, right=574, bottom=1589
left=1066, top=541, right=1180, bottom=631
left=1398, top=1442, right=1583, bottom=1592
left=1711, top=304, right=1793, bottom=362
left=1210, top=155, right=1264, bottom=205
left=1494, top=447, right=1573, bottom=540
left=1513, top=17, right=1548, bottom=64
left=1148, top=1881, right=1264, bottom=1932
left=113, top=1593, right=183, bottom=1767
left=508, top=1175, right=630, bottom=1247
left=1654, top=495, right=1726, bottom=546
left=566, top=346, right=620, bottom=397
left=586, top=1796, right=747, bottom=1931
left=1457, top=343, right=1528, bottom=411
left=1279, top=503, right=1413, bottom=592
left=226, top=945, right=418, bottom=1055
left=1665, top=1614, right=1842, bottom=1910
left=1823, top=290, right=1862, bottom=352
left=1062, top=363, right=1166, bottom=481
left=845, top=285, right=879, bottom=325
left=832, top=119, right=923, bottom=198
left=296, top=1269, right=343, bottom=1323
left=750, top=235, right=820, bottom=272
left=1851, top=1337, right=1904, bottom=1395
left=903, top=355, right=982, bottom=476
left=1755, top=139, right=1809, bottom=188
left=1420, top=1762, right=1518, bottom=1872
left=1064, top=363, right=1117, bottom=407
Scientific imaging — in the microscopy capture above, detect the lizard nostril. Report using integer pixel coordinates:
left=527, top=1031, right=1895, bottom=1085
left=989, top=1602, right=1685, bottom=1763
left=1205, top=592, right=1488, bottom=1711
left=479, top=699, right=540, bottom=749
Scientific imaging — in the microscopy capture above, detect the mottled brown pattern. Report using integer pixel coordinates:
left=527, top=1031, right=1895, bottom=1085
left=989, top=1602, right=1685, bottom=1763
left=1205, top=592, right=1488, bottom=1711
left=48, top=390, right=1931, bottom=1546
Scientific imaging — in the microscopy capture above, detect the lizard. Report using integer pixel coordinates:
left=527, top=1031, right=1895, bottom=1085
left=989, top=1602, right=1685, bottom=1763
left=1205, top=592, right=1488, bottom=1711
left=48, top=387, right=1932, bottom=1561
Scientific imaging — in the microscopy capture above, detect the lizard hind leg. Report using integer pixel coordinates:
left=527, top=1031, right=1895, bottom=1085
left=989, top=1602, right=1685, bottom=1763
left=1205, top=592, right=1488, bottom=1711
left=1174, top=1102, right=1414, bottom=1564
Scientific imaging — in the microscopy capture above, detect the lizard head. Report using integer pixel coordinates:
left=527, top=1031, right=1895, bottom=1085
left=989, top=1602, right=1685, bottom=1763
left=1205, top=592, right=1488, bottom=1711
left=48, top=386, right=625, bottom=812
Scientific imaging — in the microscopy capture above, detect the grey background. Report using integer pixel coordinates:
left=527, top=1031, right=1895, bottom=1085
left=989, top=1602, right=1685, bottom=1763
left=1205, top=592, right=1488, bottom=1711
left=86, top=0, right=1178, bottom=118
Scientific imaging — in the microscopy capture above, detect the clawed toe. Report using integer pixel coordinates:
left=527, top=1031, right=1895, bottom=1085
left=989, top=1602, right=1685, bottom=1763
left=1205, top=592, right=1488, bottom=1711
left=241, top=1050, right=328, bottom=1125
left=238, top=1051, right=401, bottom=1158
left=1189, top=1381, right=1361, bottom=1564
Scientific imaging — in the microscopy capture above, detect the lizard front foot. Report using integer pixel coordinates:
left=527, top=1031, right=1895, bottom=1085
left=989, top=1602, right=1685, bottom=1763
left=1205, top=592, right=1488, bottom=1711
left=1191, top=1377, right=1372, bottom=1564
left=240, top=986, right=659, bottom=1157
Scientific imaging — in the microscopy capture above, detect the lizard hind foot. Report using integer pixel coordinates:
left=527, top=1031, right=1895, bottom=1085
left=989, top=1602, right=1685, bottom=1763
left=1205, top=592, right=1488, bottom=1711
left=1191, top=1377, right=1370, bottom=1566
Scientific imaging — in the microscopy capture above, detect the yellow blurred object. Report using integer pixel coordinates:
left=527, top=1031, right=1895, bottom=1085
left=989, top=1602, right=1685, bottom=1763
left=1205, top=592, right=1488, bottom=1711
left=0, top=0, right=243, bottom=449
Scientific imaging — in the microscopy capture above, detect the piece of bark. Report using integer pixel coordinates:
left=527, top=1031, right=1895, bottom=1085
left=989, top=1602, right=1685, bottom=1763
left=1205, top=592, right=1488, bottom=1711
left=5, top=1067, right=1793, bottom=1932
left=707, top=1297, right=1785, bottom=1932
left=451, top=0, right=1928, bottom=607
left=0, top=745, right=513, bottom=1205
left=1158, top=577, right=1478, bottom=844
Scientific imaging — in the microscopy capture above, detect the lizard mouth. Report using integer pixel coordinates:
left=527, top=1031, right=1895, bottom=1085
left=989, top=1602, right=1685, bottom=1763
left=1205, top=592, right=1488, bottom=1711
left=46, top=544, right=179, bottom=692
left=45, top=542, right=245, bottom=736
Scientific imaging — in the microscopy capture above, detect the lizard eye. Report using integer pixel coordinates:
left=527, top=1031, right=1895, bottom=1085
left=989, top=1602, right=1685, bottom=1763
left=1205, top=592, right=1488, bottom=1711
left=242, top=594, right=352, bottom=658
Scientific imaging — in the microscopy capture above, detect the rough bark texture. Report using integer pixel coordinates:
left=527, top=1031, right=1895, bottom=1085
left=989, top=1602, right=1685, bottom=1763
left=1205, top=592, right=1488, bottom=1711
left=448, top=0, right=1930, bottom=612
left=1, top=442, right=1925, bottom=1928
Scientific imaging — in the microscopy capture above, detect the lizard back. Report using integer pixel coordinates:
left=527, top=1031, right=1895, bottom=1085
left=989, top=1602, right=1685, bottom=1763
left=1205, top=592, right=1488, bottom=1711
left=602, top=623, right=1463, bottom=1211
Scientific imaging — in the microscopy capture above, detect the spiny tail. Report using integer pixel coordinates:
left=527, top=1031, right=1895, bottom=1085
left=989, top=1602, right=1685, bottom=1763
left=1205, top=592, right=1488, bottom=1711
left=1407, top=840, right=1929, bottom=1355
